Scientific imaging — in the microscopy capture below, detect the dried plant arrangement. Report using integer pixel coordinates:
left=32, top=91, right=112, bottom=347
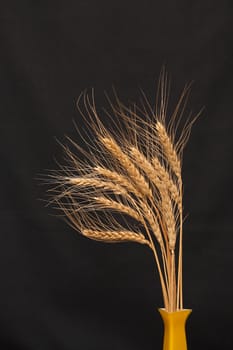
left=46, top=70, right=199, bottom=350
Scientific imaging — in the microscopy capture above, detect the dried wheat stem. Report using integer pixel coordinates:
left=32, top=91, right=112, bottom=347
left=144, top=231, right=169, bottom=309
left=155, top=122, right=183, bottom=310
left=146, top=234, right=169, bottom=310
left=150, top=243, right=169, bottom=310
left=173, top=251, right=177, bottom=310
left=158, top=186, right=177, bottom=311
left=134, top=198, right=170, bottom=308
left=127, top=198, right=169, bottom=309
left=177, top=208, right=183, bottom=309
left=122, top=186, right=170, bottom=301
left=139, top=200, right=170, bottom=305
left=169, top=249, right=175, bottom=312
left=141, top=220, right=169, bottom=310
left=161, top=245, right=170, bottom=297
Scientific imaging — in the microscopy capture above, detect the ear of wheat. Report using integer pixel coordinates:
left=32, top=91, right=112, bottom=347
left=48, top=71, right=198, bottom=312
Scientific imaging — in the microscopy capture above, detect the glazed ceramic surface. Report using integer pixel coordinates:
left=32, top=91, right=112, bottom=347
left=159, top=309, right=192, bottom=350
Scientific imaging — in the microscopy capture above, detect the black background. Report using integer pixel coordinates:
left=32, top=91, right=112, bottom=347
left=0, top=1, right=233, bottom=349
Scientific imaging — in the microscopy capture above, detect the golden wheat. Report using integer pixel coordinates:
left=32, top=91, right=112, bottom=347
left=48, top=73, right=197, bottom=312
left=93, top=196, right=143, bottom=223
left=130, top=147, right=181, bottom=213
left=82, top=229, right=152, bottom=247
left=137, top=200, right=163, bottom=246
left=67, top=177, right=128, bottom=195
left=100, top=136, right=152, bottom=198
left=93, top=166, right=142, bottom=198
left=156, top=121, right=182, bottom=184
left=130, top=146, right=161, bottom=186
left=160, top=190, right=177, bottom=250
left=151, top=157, right=181, bottom=211
left=129, top=146, right=178, bottom=249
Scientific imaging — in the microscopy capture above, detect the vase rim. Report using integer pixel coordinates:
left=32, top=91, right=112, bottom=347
left=158, top=308, right=192, bottom=313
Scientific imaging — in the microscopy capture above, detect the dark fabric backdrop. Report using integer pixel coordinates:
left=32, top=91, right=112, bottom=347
left=0, top=1, right=232, bottom=349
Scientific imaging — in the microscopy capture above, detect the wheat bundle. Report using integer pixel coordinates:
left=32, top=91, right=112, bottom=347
left=48, top=71, right=198, bottom=312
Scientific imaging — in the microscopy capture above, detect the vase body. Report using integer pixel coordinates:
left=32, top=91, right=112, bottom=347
left=158, top=308, right=192, bottom=350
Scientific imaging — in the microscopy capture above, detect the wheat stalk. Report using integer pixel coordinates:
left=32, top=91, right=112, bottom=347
left=155, top=120, right=184, bottom=309
left=47, top=73, right=197, bottom=312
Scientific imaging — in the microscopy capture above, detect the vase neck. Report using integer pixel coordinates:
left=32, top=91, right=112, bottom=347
left=158, top=309, right=192, bottom=350
left=159, top=308, right=192, bottom=325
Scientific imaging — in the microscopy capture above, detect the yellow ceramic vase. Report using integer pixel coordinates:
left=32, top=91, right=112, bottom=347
left=158, top=308, right=192, bottom=350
